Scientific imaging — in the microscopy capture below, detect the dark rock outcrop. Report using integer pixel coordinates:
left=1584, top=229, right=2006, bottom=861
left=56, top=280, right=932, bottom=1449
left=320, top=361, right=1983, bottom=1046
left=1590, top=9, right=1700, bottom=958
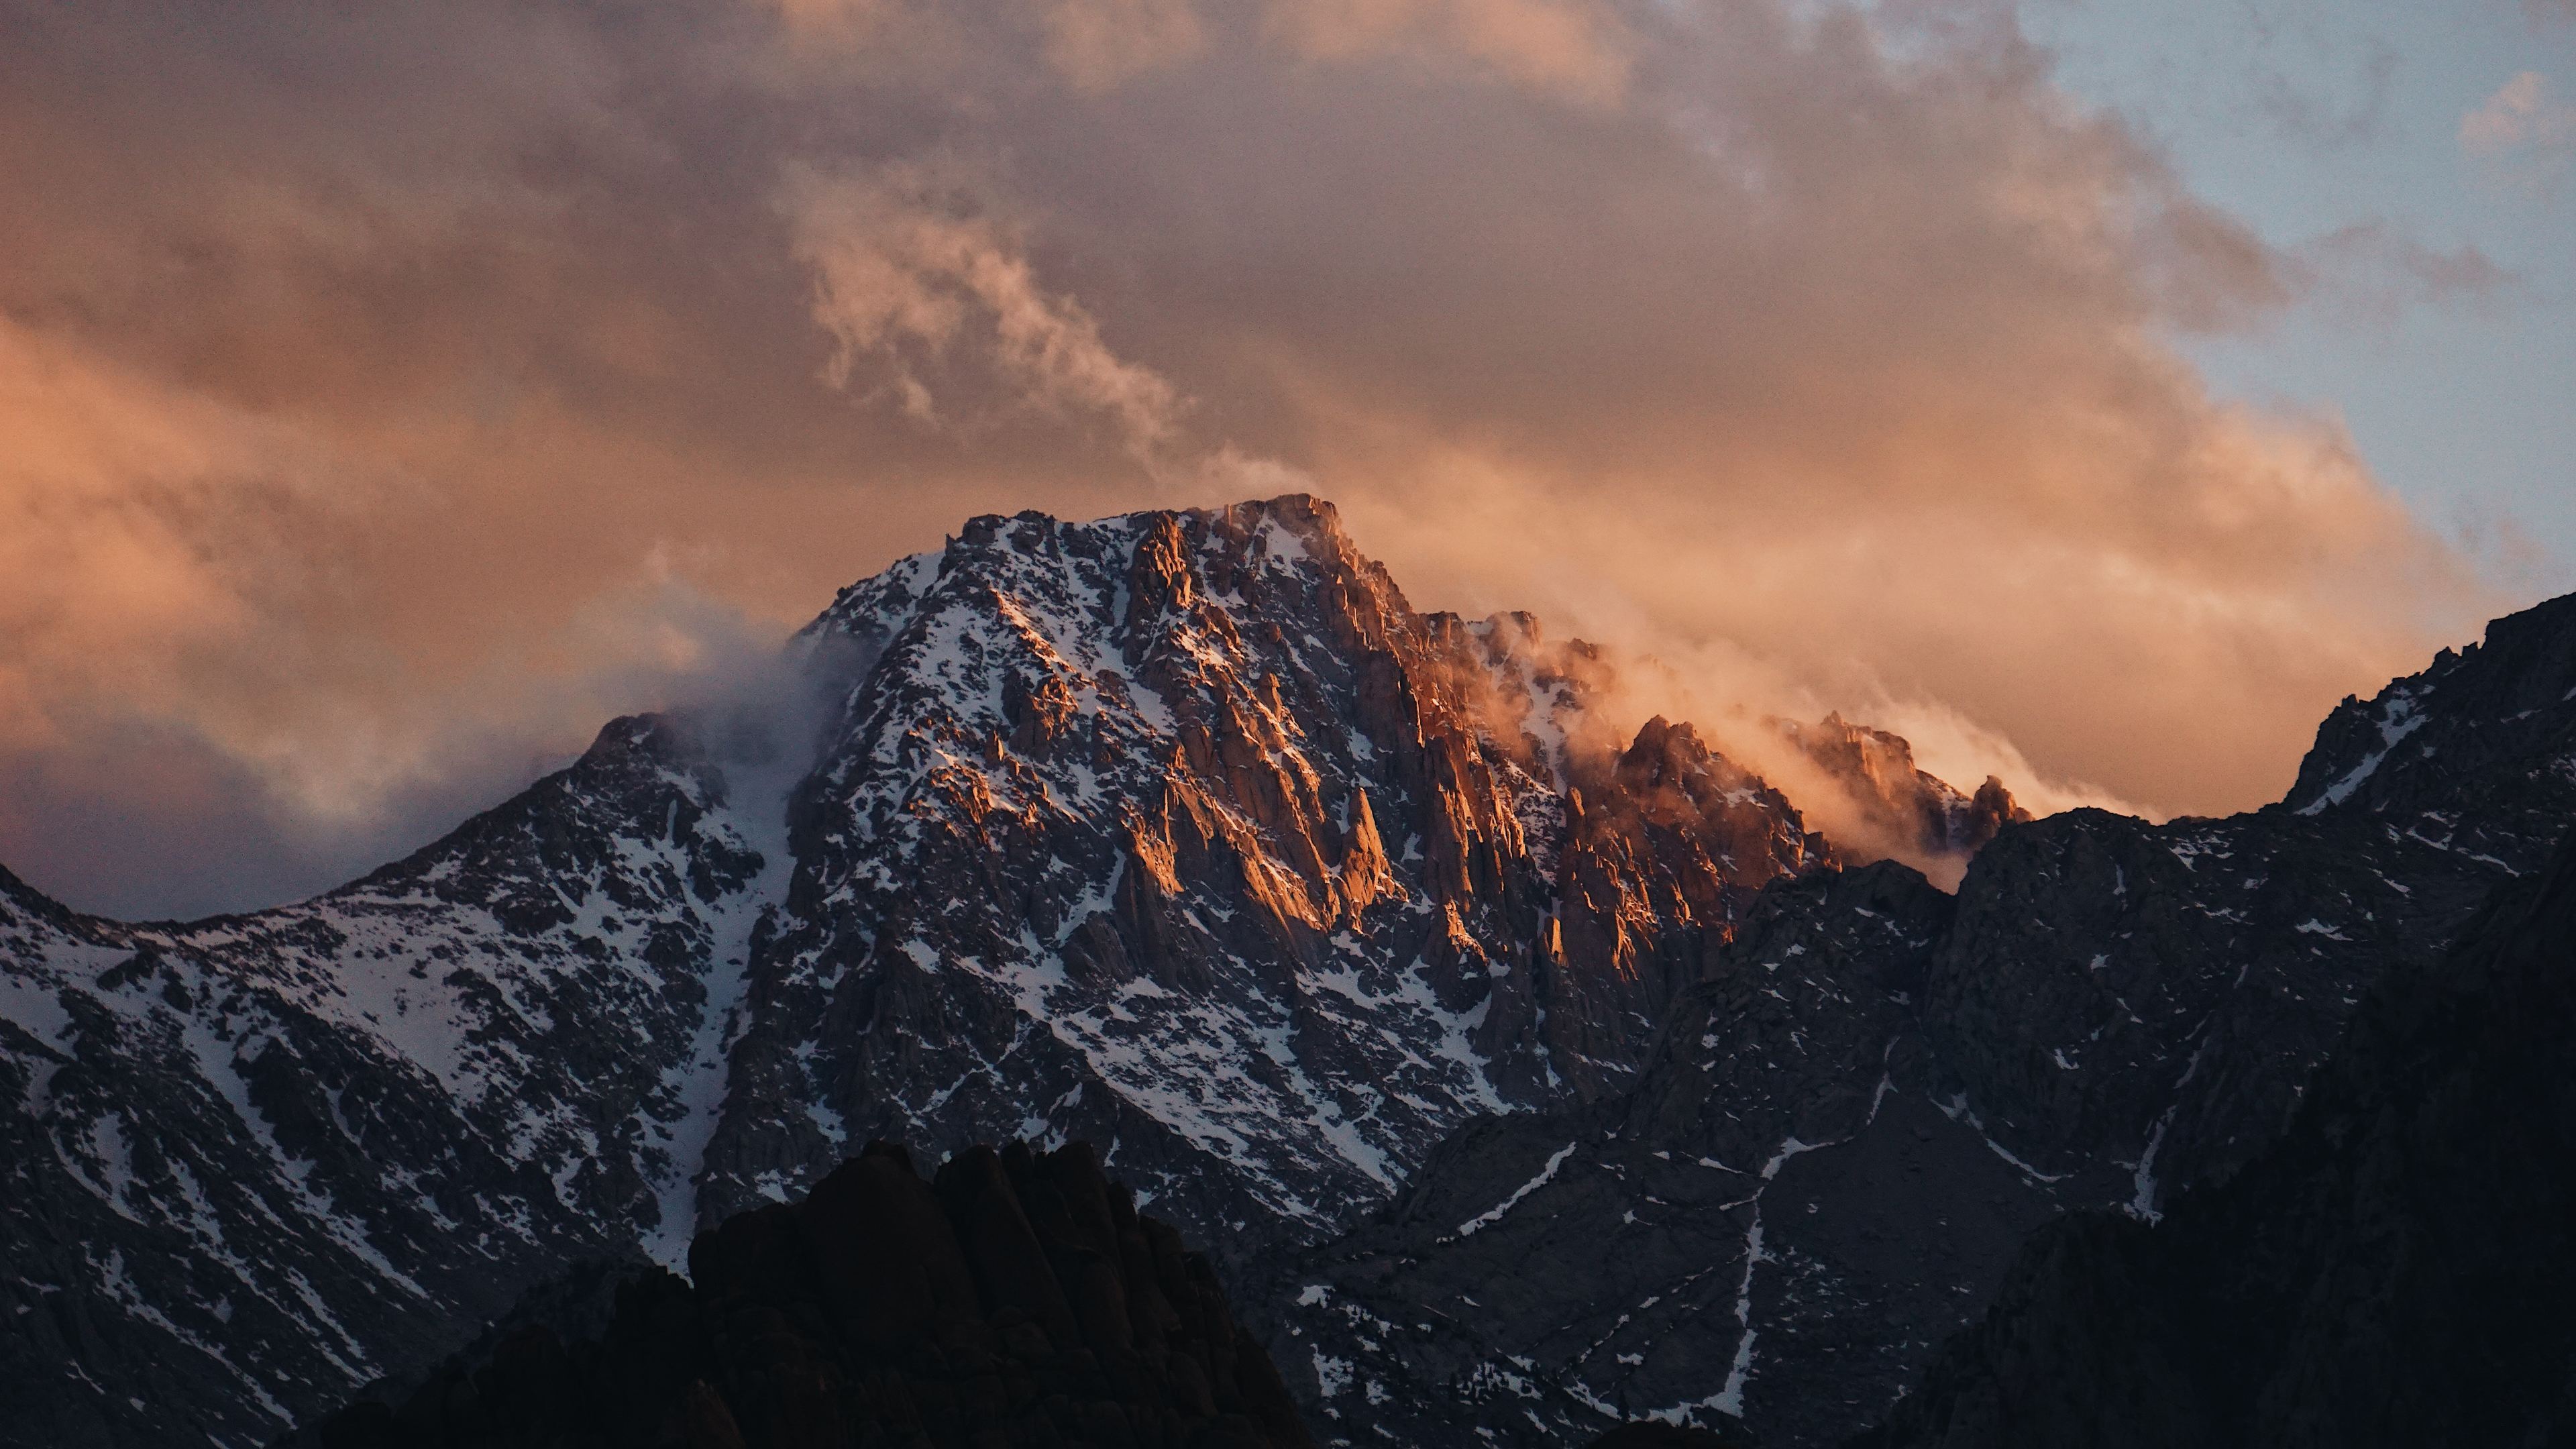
left=294, top=1140, right=1309, bottom=1449
left=1252, top=863, right=1983, bottom=1449
left=1858, top=826, right=2576, bottom=1449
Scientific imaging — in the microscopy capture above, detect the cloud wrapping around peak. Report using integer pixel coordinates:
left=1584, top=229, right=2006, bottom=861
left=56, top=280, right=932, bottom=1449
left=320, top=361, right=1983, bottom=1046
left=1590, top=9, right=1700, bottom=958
left=0, top=0, right=2502, bottom=914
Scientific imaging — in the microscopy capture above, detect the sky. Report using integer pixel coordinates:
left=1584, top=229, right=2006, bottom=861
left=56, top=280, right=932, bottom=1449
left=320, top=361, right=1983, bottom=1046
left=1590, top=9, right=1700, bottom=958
left=2031, top=0, right=2575, bottom=595
left=0, top=0, right=2567, bottom=920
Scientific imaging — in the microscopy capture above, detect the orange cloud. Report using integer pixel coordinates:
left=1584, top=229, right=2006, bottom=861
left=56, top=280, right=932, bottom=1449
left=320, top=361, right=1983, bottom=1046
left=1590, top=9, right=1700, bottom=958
left=1043, top=0, right=1210, bottom=89
left=0, top=0, right=2505, bottom=914
left=1263, top=0, right=1634, bottom=101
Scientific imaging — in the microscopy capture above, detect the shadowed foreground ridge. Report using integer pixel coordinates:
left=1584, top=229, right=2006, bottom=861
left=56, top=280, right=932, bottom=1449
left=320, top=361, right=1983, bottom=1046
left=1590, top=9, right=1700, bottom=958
left=295, top=1140, right=1311, bottom=1449
left=1856, top=826, right=2576, bottom=1449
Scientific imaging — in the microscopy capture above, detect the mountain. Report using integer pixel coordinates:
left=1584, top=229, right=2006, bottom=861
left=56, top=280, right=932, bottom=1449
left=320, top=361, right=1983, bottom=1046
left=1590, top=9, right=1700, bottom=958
left=699, top=500, right=1837, bottom=1240
left=8, top=495, right=2569, bottom=1449
left=292, top=1138, right=1311, bottom=1449
left=1246, top=593, right=2576, bottom=1448
left=1856, top=822, right=2576, bottom=1448
left=0, top=496, right=1909, bottom=1446
left=1, top=717, right=778, bottom=1448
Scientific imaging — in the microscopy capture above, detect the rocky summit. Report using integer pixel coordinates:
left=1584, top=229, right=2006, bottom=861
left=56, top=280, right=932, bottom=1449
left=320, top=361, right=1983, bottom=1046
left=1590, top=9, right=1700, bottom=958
left=705, top=498, right=1843, bottom=1243
left=5, top=496, right=2573, bottom=1449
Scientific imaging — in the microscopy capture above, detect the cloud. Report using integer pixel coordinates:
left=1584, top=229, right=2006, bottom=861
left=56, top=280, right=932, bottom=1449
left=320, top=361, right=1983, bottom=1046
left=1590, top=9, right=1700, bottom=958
left=2462, top=72, right=2554, bottom=150
left=0, top=0, right=2505, bottom=914
left=2461, top=70, right=2576, bottom=189
left=1262, top=0, right=1635, bottom=101
left=0, top=564, right=805, bottom=920
left=2289, top=221, right=2520, bottom=327
left=784, top=161, right=1185, bottom=453
left=2245, top=37, right=2396, bottom=151
left=1478, top=624, right=2150, bottom=888
left=1042, top=0, right=1209, bottom=89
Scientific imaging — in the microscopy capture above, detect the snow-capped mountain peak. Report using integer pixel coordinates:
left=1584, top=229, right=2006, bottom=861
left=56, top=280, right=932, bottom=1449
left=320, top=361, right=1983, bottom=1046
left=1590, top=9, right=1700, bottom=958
left=0, top=494, right=2083, bottom=1446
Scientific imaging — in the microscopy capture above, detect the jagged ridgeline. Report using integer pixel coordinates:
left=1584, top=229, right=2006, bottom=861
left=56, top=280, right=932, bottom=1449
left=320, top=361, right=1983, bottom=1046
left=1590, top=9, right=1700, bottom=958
left=290, top=1140, right=1311, bottom=1449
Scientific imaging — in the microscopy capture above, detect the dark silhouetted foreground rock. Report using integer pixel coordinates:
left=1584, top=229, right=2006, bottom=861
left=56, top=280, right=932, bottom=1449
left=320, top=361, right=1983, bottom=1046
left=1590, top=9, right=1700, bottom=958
left=1856, top=827, right=2576, bottom=1449
left=294, top=1140, right=1311, bottom=1449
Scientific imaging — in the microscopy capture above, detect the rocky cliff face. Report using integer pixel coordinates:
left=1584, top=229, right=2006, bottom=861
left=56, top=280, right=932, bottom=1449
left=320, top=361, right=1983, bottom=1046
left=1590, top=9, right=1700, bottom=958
left=0, top=496, right=1870, bottom=1446
left=1858, top=824, right=2576, bottom=1449
left=1249, top=592, right=2576, bottom=1448
left=294, top=1139, right=1310, bottom=1449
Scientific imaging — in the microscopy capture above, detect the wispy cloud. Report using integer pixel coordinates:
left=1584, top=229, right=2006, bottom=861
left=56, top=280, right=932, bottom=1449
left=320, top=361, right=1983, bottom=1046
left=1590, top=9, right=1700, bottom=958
left=784, top=162, right=1185, bottom=454
left=2289, top=221, right=2520, bottom=327
left=2461, top=70, right=2576, bottom=190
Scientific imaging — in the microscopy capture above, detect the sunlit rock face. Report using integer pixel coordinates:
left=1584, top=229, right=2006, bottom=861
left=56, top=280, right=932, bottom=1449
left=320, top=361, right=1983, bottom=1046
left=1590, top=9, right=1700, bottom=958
left=0, top=496, right=1857, bottom=1445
